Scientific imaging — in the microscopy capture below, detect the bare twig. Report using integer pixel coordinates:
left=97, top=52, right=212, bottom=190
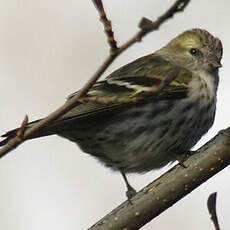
left=208, top=192, right=221, bottom=230
left=16, top=115, right=29, bottom=140
left=0, top=0, right=191, bottom=158
left=3, top=115, right=29, bottom=152
left=119, top=0, right=191, bottom=53
left=92, top=0, right=118, bottom=53
left=89, top=128, right=230, bottom=230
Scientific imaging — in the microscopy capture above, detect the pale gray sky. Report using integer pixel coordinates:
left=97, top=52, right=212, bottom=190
left=0, top=0, right=229, bottom=229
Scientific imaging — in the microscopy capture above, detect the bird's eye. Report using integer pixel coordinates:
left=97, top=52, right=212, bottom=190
left=190, top=48, right=198, bottom=55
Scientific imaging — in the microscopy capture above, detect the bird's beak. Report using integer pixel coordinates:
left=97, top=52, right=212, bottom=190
left=210, top=60, right=222, bottom=69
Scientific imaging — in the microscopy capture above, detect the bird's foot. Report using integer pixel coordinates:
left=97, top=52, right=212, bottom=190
left=126, top=185, right=137, bottom=204
left=177, top=151, right=194, bottom=168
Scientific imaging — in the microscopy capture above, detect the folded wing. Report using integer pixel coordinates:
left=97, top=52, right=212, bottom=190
left=0, top=54, right=191, bottom=145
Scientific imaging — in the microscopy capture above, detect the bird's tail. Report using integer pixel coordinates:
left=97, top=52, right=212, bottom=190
left=0, top=119, right=53, bottom=146
left=0, top=129, right=20, bottom=146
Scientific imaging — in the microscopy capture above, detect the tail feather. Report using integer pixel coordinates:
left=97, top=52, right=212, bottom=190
left=0, top=128, right=19, bottom=146
left=2, top=129, right=18, bottom=138
left=0, top=116, right=77, bottom=146
left=0, top=110, right=99, bottom=147
left=0, top=119, right=43, bottom=146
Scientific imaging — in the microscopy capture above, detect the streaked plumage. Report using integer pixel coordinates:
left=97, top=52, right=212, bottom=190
left=1, top=29, right=223, bottom=176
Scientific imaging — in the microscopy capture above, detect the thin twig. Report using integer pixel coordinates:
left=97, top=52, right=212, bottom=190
left=16, top=115, right=29, bottom=139
left=5, top=115, right=29, bottom=151
left=0, top=0, right=191, bottom=158
left=208, top=192, right=221, bottom=230
left=119, top=0, right=191, bottom=53
left=92, top=0, right=118, bottom=54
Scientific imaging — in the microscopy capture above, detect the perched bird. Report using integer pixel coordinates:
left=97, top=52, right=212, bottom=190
left=1, top=28, right=223, bottom=199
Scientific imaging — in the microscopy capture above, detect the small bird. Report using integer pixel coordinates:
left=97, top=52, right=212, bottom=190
left=1, top=28, right=223, bottom=199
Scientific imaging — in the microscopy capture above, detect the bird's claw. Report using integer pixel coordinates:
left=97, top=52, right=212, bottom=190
left=177, top=151, right=193, bottom=168
left=126, top=186, right=137, bottom=205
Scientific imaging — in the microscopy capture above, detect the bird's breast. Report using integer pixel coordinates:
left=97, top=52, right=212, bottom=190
left=188, top=71, right=218, bottom=102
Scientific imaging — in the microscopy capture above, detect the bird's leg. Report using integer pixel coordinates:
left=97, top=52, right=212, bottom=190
left=121, top=172, right=136, bottom=203
left=177, top=151, right=194, bottom=168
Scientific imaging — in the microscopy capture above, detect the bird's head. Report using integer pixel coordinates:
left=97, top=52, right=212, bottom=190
left=160, top=28, right=223, bottom=73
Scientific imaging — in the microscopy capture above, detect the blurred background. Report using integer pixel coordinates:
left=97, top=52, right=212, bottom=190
left=0, top=0, right=229, bottom=229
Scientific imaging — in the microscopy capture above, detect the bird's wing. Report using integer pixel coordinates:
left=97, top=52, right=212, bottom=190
left=1, top=54, right=192, bottom=143
left=64, top=54, right=191, bottom=119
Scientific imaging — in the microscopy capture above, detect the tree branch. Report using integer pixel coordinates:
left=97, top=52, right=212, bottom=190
left=0, top=0, right=191, bottom=158
left=89, top=128, right=230, bottom=230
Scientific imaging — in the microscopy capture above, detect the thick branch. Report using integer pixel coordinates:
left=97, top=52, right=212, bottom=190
left=0, top=0, right=191, bottom=157
left=89, top=127, right=230, bottom=230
